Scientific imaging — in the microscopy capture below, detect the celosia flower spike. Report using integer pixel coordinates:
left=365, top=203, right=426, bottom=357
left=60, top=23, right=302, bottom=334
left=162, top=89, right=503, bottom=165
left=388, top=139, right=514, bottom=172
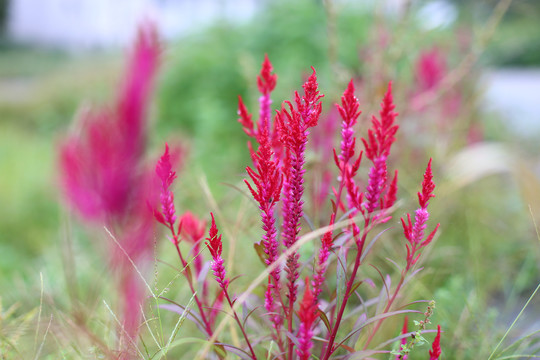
left=418, top=158, right=435, bottom=209
left=237, top=96, right=254, bottom=137
left=244, top=125, right=283, bottom=328
left=337, top=80, right=362, bottom=165
left=296, top=278, right=318, bottom=360
left=362, top=82, right=399, bottom=161
left=313, top=215, right=334, bottom=299
left=155, top=143, right=177, bottom=230
left=429, top=325, right=442, bottom=360
left=257, top=53, right=277, bottom=95
left=360, top=82, right=399, bottom=217
left=401, top=159, right=440, bottom=265
left=295, top=67, right=324, bottom=127
left=384, top=170, right=399, bottom=209
left=206, top=213, right=228, bottom=290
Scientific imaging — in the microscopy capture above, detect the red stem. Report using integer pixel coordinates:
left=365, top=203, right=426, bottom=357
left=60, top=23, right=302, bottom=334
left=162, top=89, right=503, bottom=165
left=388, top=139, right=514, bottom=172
left=322, top=216, right=369, bottom=360
left=362, top=245, right=416, bottom=350
left=173, top=238, right=214, bottom=337
left=223, top=290, right=258, bottom=360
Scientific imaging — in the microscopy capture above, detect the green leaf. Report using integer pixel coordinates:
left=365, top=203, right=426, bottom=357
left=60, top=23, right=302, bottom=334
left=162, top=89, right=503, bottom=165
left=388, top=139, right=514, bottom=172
left=336, top=246, right=347, bottom=312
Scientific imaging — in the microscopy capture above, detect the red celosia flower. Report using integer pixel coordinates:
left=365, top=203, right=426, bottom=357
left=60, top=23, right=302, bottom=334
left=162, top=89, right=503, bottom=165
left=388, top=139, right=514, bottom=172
left=59, top=22, right=161, bottom=348
left=360, top=82, right=399, bottom=216
left=206, top=213, right=228, bottom=290
left=60, top=23, right=160, bottom=221
left=418, top=158, right=435, bottom=209
left=244, top=125, right=283, bottom=327
left=313, top=215, right=335, bottom=299
left=296, top=279, right=318, bottom=360
left=154, top=143, right=178, bottom=231
left=401, top=159, right=440, bottom=265
left=238, top=96, right=255, bottom=138
left=277, top=67, right=323, bottom=306
left=238, top=54, right=279, bottom=164
left=257, top=53, right=277, bottom=133
left=337, top=80, right=362, bottom=166
left=416, top=48, right=446, bottom=92
left=178, top=211, right=206, bottom=243
left=361, top=82, right=398, bottom=161
left=429, top=325, right=442, bottom=360
left=178, top=211, right=207, bottom=285
left=333, top=80, right=364, bottom=212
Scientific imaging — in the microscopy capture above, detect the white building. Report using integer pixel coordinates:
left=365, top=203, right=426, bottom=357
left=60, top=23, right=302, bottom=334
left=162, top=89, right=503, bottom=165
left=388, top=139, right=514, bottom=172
left=7, top=0, right=259, bottom=49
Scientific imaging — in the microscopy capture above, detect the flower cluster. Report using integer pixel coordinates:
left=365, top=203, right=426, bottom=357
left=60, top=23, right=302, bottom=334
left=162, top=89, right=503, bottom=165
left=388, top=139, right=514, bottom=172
left=148, top=55, right=443, bottom=360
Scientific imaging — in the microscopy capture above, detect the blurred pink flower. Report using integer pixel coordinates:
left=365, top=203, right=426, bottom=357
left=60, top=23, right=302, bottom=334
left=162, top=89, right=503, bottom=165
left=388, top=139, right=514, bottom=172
left=58, top=22, right=161, bottom=352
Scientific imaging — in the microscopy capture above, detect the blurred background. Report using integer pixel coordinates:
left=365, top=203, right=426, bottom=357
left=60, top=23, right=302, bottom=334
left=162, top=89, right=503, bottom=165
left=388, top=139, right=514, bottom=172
left=1, top=0, right=539, bottom=358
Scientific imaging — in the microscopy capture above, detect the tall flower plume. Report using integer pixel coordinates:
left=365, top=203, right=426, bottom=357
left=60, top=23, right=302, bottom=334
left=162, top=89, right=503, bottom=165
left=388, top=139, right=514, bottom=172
left=238, top=54, right=280, bottom=165
left=277, top=68, right=323, bottom=306
left=58, top=22, right=161, bottom=353
left=361, top=82, right=399, bottom=216
left=333, top=80, right=364, bottom=212
left=296, top=279, right=318, bottom=360
left=429, top=325, right=442, bottom=360
left=244, top=125, right=283, bottom=328
left=401, top=159, right=440, bottom=266
left=206, top=213, right=228, bottom=290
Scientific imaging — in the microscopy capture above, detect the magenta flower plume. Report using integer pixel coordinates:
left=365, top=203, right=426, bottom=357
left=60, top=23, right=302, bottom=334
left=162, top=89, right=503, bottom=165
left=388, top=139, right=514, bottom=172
left=178, top=211, right=206, bottom=282
left=416, top=48, right=446, bottom=92
left=244, top=126, right=283, bottom=326
left=313, top=215, right=334, bottom=299
left=401, top=159, right=440, bottom=266
left=360, top=82, right=399, bottom=216
left=179, top=211, right=206, bottom=243
left=277, top=68, right=323, bottom=307
left=337, top=80, right=362, bottom=166
left=333, top=80, right=364, bottom=212
left=238, top=96, right=255, bottom=138
left=296, top=278, right=318, bottom=360
left=362, top=82, right=398, bottom=161
left=238, top=55, right=279, bottom=164
left=429, top=325, right=442, bottom=360
left=154, top=143, right=178, bottom=232
left=206, top=213, right=228, bottom=290
left=257, top=53, right=277, bottom=133
left=418, top=158, right=435, bottom=209
left=60, top=22, right=160, bottom=220
left=59, top=22, right=161, bottom=349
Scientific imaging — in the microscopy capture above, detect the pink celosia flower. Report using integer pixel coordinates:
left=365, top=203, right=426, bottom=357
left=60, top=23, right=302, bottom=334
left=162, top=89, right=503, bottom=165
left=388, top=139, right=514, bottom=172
left=313, top=214, right=334, bottom=299
left=360, top=82, right=399, bottom=216
left=296, top=279, right=318, bottom=360
left=59, top=22, right=160, bottom=350
left=154, top=143, right=178, bottom=232
left=401, top=159, right=440, bottom=265
left=60, top=23, right=160, bottom=221
left=416, top=48, right=446, bottom=92
left=277, top=68, right=323, bottom=306
left=238, top=54, right=280, bottom=166
left=206, top=213, right=228, bottom=290
left=178, top=211, right=206, bottom=243
left=244, top=125, right=283, bottom=328
left=333, top=80, right=363, bottom=212
left=429, top=325, right=442, bottom=360
left=257, top=53, right=277, bottom=133
left=178, top=211, right=207, bottom=294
